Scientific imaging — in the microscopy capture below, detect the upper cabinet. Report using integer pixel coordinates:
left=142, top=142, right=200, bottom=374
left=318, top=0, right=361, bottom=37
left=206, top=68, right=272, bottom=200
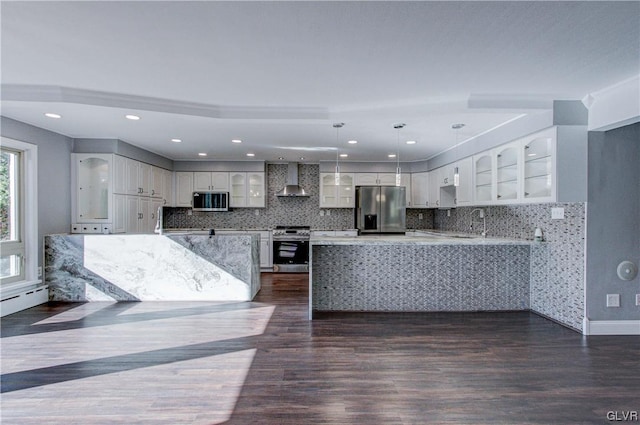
left=495, top=142, right=520, bottom=203
left=523, top=130, right=556, bottom=202
left=473, top=153, right=493, bottom=204
left=320, top=173, right=355, bottom=208
left=73, top=153, right=112, bottom=223
left=194, top=172, right=229, bottom=192
left=455, top=157, right=473, bottom=207
left=175, top=172, right=194, bottom=207
left=410, top=172, right=429, bottom=208
left=354, top=173, right=400, bottom=186
left=229, top=172, right=266, bottom=208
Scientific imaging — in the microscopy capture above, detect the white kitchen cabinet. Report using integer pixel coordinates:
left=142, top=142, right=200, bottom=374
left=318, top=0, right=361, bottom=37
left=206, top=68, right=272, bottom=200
left=427, top=167, right=455, bottom=209
left=194, top=172, right=229, bottom=191
left=138, top=162, right=152, bottom=196
left=113, top=154, right=128, bottom=195
left=124, top=195, right=158, bottom=233
left=113, top=194, right=127, bottom=233
left=229, top=172, right=266, bottom=208
left=355, top=172, right=401, bottom=186
left=523, top=128, right=556, bottom=202
left=455, top=157, right=473, bottom=206
left=175, top=172, right=194, bottom=207
left=72, top=153, right=113, bottom=226
left=474, top=153, right=493, bottom=204
left=162, top=169, right=174, bottom=206
left=319, top=172, right=355, bottom=208
left=495, top=142, right=520, bottom=203
left=410, top=172, right=429, bottom=208
left=150, top=166, right=163, bottom=198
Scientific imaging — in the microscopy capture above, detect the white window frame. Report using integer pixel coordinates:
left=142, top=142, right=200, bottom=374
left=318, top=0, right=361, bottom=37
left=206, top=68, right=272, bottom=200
left=0, top=137, right=39, bottom=294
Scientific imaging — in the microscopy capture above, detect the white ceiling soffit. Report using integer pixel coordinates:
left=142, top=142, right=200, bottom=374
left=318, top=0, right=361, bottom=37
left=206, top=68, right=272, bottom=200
left=1, top=1, right=639, bottom=162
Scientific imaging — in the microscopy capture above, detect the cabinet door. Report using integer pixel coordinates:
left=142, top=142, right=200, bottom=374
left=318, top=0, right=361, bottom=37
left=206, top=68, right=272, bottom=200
left=354, top=173, right=379, bottom=186
left=410, top=172, right=429, bottom=208
left=150, top=199, right=163, bottom=233
left=495, top=144, right=519, bottom=202
left=229, top=172, right=247, bottom=207
left=125, top=195, right=140, bottom=233
left=400, top=173, right=411, bottom=205
left=439, top=166, right=455, bottom=187
left=112, top=194, right=127, bottom=233
left=162, top=169, right=174, bottom=206
left=75, top=154, right=112, bottom=223
left=377, top=173, right=397, bottom=186
left=319, top=173, right=337, bottom=207
left=175, top=172, right=194, bottom=207
left=113, top=155, right=128, bottom=194
left=138, top=162, right=151, bottom=196
left=523, top=129, right=555, bottom=201
left=455, top=157, right=473, bottom=206
left=474, top=154, right=493, bottom=204
left=124, top=158, right=140, bottom=195
left=211, top=172, right=230, bottom=191
left=337, top=173, right=355, bottom=208
left=247, top=172, right=265, bottom=207
left=138, top=196, right=151, bottom=233
left=150, top=166, right=163, bottom=198
left=428, top=169, right=440, bottom=208
left=193, top=172, right=213, bottom=191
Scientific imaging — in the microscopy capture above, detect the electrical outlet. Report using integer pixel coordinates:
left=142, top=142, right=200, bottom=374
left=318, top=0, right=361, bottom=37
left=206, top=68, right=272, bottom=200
left=636, top=294, right=640, bottom=306
left=551, top=207, right=565, bottom=220
left=319, top=210, right=324, bottom=217
left=37, top=266, right=42, bottom=277
left=418, top=213, right=423, bottom=220
left=187, top=209, right=193, bottom=216
left=326, top=210, right=331, bottom=217
left=606, top=293, right=620, bottom=307
left=254, top=209, right=260, bottom=216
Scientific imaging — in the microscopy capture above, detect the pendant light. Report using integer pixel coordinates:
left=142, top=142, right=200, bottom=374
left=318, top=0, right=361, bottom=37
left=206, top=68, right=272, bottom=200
left=333, top=123, right=344, bottom=185
left=452, top=123, right=465, bottom=187
left=394, top=123, right=405, bottom=186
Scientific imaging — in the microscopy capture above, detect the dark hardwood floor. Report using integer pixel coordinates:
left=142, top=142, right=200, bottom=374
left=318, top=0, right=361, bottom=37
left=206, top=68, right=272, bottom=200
left=2, top=273, right=639, bottom=424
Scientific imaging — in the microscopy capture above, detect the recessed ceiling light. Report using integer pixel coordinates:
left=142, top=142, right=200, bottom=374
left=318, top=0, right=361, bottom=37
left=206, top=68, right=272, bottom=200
left=198, top=153, right=207, bottom=157
left=246, top=153, right=255, bottom=157
left=388, top=154, right=397, bottom=158
left=278, top=157, right=285, bottom=160
left=44, top=113, right=62, bottom=119
left=232, top=139, right=242, bottom=144
left=299, top=157, right=305, bottom=160
left=125, top=114, right=141, bottom=120
left=171, top=138, right=182, bottom=143
left=339, top=153, right=348, bottom=158
left=406, top=140, right=416, bottom=145
left=348, top=140, right=358, bottom=144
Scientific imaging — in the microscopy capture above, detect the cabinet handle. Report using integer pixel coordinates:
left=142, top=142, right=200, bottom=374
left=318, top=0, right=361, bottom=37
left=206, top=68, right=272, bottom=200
left=525, top=145, right=530, bottom=149
left=454, top=198, right=457, bottom=205
left=151, top=190, right=155, bottom=195
left=497, top=194, right=502, bottom=199
left=444, top=178, right=448, bottom=184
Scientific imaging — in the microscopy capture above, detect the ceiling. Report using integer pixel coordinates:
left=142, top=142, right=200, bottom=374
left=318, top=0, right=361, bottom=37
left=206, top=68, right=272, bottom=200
left=1, top=1, right=638, bottom=163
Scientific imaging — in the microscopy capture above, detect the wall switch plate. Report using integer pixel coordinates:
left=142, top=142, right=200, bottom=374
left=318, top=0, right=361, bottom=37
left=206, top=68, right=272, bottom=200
left=326, top=210, right=331, bottom=216
left=606, top=293, right=620, bottom=307
left=254, top=209, right=260, bottom=216
left=636, top=294, right=640, bottom=306
left=319, top=210, right=324, bottom=216
left=187, top=210, right=193, bottom=216
left=551, top=207, right=565, bottom=220
left=418, top=213, right=423, bottom=220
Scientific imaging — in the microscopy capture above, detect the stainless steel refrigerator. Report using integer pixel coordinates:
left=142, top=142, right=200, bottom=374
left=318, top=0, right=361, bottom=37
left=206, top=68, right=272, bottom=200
left=355, top=186, right=406, bottom=234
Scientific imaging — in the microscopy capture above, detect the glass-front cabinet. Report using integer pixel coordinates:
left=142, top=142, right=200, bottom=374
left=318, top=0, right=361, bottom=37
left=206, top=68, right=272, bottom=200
left=495, top=143, right=520, bottom=202
left=72, top=154, right=113, bottom=233
left=523, top=128, right=555, bottom=201
left=320, top=173, right=355, bottom=208
left=230, top=172, right=266, bottom=208
left=474, top=154, right=493, bottom=204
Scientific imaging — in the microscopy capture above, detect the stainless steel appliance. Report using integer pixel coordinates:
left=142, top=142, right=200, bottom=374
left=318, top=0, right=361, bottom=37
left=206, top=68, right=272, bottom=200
left=355, top=186, right=406, bottom=234
left=192, top=191, right=229, bottom=211
left=272, top=226, right=310, bottom=272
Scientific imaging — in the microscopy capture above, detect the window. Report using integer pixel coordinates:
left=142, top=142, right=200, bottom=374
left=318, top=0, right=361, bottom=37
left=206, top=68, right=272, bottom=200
left=0, top=137, right=38, bottom=290
left=0, top=147, right=24, bottom=284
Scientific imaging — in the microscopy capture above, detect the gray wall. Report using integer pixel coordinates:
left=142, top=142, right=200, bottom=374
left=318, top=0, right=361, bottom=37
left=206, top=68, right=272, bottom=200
left=586, top=122, right=640, bottom=321
left=1, top=116, right=73, bottom=271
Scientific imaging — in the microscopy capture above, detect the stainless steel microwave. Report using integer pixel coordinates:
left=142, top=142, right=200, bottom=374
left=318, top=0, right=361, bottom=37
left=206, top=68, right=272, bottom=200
left=192, top=191, right=229, bottom=211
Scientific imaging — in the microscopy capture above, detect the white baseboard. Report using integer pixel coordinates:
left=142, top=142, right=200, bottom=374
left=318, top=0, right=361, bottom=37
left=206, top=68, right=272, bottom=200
left=1, top=285, right=49, bottom=317
left=584, top=319, right=640, bottom=335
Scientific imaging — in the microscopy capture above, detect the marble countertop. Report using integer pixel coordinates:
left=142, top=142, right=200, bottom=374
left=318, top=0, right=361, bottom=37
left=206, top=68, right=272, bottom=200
left=311, top=232, right=532, bottom=246
left=162, top=228, right=269, bottom=234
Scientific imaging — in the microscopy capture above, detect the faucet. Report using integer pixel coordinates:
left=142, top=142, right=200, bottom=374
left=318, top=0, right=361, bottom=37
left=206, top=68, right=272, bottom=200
left=469, top=208, right=487, bottom=238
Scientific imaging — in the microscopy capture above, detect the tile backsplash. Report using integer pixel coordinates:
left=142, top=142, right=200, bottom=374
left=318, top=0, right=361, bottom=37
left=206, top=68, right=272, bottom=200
left=163, top=163, right=434, bottom=230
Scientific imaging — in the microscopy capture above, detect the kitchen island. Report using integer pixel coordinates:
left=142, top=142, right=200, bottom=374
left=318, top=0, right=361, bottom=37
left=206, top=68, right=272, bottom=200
left=45, top=233, right=260, bottom=301
left=309, top=233, right=532, bottom=319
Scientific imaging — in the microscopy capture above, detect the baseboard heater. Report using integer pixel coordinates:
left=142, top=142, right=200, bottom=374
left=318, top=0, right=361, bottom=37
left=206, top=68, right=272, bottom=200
left=1, top=285, right=49, bottom=317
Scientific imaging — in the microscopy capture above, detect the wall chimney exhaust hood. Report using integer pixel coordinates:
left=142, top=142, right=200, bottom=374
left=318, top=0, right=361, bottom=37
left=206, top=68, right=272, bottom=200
left=276, top=163, right=308, bottom=197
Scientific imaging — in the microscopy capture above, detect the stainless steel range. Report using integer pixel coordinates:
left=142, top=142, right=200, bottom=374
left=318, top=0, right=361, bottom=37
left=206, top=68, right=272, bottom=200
left=272, top=226, right=310, bottom=273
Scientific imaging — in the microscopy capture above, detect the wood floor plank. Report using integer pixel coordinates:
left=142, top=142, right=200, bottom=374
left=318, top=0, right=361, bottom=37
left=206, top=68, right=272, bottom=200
left=2, top=273, right=639, bottom=424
